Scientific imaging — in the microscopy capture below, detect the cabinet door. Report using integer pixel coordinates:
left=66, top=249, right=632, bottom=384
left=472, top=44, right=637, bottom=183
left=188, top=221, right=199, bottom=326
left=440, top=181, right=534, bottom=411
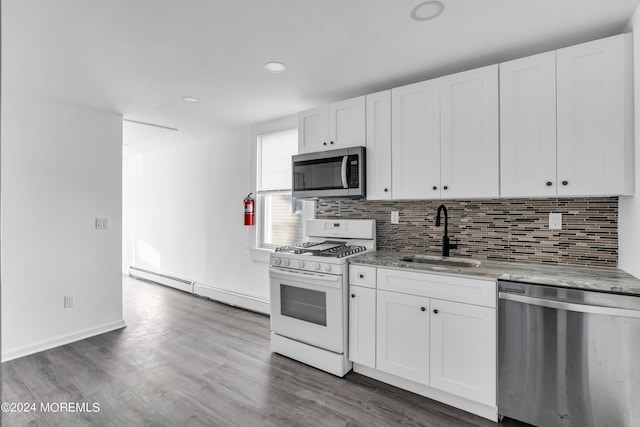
left=348, top=285, right=376, bottom=368
left=329, top=96, right=366, bottom=150
left=366, top=90, right=392, bottom=200
left=430, top=299, right=496, bottom=406
left=556, top=34, right=633, bottom=196
left=298, top=105, right=329, bottom=154
left=376, top=290, right=430, bottom=384
left=440, top=65, right=499, bottom=199
left=500, top=52, right=557, bottom=197
left=391, top=79, right=441, bottom=199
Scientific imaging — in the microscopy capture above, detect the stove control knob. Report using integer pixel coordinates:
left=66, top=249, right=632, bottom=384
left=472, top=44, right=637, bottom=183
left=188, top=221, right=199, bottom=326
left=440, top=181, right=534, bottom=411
left=323, top=264, right=332, bottom=272
left=273, top=258, right=281, bottom=266
left=312, top=262, right=320, bottom=271
left=282, top=258, right=290, bottom=267
left=297, top=261, right=305, bottom=269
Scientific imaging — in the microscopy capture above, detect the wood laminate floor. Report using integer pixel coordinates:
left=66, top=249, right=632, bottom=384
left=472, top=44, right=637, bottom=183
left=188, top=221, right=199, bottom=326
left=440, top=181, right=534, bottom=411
left=2, top=276, right=528, bottom=426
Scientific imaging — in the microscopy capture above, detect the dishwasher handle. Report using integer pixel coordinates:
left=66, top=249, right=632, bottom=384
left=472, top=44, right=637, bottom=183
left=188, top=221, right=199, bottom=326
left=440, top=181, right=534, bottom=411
left=499, top=292, right=640, bottom=319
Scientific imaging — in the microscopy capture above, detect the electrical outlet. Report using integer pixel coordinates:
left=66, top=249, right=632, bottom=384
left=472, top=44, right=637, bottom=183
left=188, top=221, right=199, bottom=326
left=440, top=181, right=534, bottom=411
left=391, top=211, right=399, bottom=224
left=64, top=295, right=74, bottom=308
left=549, top=213, right=562, bottom=230
left=95, top=218, right=110, bottom=229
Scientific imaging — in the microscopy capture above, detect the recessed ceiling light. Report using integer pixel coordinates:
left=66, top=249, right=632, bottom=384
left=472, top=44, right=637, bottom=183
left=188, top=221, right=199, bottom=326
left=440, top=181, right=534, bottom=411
left=410, top=1, right=445, bottom=22
left=182, top=96, right=200, bottom=103
left=264, top=61, right=287, bottom=73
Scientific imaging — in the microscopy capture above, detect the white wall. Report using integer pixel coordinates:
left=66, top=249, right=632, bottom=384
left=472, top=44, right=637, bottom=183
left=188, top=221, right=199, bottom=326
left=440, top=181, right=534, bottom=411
left=619, top=8, right=640, bottom=278
left=123, top=127, right=271, bottom=308
left=1, top=94, right=125, bottom=361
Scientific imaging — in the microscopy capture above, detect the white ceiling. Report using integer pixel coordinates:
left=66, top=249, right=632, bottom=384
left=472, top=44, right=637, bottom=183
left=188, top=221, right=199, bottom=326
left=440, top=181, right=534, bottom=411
left=3, top=0, right=640, bottom=134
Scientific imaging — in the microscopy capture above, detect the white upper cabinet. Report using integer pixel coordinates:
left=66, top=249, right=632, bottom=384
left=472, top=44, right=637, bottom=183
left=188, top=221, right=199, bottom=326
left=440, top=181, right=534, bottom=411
left=329, top=96, right=366, bottom=149
left=500, top=52, right=557, bottom=197
left=299, top=34, right=633, bottom=199
left=298, top=105, right=328, bottom=154
left=556, top=34, right=633, bottom=196
left=366, top=90, right=392, bottom=200
left=440, top=65, right=499, bottom=199
left=391, top=79, right=441, bottom=199
left=298, top=96, right=365, bottom=154
left=500, top=34, right=633, bottom=198
left=390, top=66, right=499, bottom=200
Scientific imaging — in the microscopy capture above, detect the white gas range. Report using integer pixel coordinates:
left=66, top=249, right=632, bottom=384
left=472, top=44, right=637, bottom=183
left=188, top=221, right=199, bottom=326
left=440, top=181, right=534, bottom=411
left=269, top=219, right=376, bottom=377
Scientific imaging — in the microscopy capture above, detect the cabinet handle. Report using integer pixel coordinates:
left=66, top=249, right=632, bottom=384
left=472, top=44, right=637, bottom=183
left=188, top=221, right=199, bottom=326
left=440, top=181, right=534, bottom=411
left=384, top=188, right=388, bottom=192
left=359, top=274, right=364, bottom=279
left=421, top=307, right=426, bottom=312
left=433, top=309, right=439, bottom=314
left=330, top=141, right=334, bottom=145
left=562, top=180, right=568, bottom=186
left=323, top=142, right=327, bottom=146
left=432, top=186, right=437, bottom=191
left=351, top=293, right=355, bottom=298
left=546, top=181, right=552, bottom=187
left=443, top=186, right=448, bottom=190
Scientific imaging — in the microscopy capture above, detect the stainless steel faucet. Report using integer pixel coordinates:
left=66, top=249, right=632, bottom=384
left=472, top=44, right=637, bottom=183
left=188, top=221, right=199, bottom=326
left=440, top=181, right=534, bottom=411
left=435, top=204, right=457, bottom=257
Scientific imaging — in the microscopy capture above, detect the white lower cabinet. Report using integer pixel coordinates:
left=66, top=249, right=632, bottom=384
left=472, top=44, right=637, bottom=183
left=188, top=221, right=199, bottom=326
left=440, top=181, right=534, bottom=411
left=429, top=298, right=496, bottom=406
left=348, top=285, right=376, bottom=368
left=348, top=264, right=497, bottom=419
left=376, top=290, right=430, bottom=384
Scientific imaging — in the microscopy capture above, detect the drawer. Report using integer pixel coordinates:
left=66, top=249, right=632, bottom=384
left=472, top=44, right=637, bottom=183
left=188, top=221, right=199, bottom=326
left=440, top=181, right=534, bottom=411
left=377, top=268, right=496, bottom=308
left=349, top=265, right=377, bottom=288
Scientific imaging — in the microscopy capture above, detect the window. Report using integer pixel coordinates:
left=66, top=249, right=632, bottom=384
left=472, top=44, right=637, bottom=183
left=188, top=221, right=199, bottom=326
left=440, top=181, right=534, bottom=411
left=257, top=129, right=304, bottom=248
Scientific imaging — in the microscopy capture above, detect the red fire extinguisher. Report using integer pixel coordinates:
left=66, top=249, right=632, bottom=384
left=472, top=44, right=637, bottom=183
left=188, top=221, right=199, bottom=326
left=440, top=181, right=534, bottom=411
left=244, top=193, right=255, bottom=226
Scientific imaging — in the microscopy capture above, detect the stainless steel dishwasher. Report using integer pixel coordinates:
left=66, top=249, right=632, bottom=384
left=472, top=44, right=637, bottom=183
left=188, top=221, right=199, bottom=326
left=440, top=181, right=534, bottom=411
left=498, top=280, right=640, bottom=427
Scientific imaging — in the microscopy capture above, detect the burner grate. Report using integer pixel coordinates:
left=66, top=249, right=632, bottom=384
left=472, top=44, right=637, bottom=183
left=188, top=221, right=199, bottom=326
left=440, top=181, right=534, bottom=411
left=275, top=240, right=367, bottom=258
left=319, top=245, right=367, bottom=258
left=274, top=242, right=318, bottom=252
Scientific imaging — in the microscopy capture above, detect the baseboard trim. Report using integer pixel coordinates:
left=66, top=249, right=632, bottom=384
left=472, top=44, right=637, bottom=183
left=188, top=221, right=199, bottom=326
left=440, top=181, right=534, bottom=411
left=128, top=266, right=194, bottom=293
left=2, top=319, right=127, bottom=363
left=193, top=283, right=270, bottom=315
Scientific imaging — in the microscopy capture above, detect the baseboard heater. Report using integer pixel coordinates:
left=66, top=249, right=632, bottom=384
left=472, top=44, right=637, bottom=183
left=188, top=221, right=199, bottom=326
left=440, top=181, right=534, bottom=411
left=128, top=266, right=194, bottom=293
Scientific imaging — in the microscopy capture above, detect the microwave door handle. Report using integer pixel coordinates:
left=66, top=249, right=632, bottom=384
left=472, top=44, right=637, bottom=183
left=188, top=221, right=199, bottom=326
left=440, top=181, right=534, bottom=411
left=341, top=156, right=348, bottom=189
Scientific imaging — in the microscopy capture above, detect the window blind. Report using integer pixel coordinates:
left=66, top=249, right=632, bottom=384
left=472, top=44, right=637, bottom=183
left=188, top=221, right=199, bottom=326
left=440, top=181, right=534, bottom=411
left=257, top=128, right=298, bottom=192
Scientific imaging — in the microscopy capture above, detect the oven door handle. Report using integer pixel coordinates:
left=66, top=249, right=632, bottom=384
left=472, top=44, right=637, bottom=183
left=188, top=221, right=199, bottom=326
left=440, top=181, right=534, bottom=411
left=269, top=267, right=342, bottom=288
left=341, top=155, right=349, bottom=189
left=499, top=292, right=640, bottom=318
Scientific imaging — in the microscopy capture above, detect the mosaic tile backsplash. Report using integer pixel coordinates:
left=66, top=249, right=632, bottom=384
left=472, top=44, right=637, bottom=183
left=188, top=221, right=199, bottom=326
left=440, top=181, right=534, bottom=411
left=316, top=197, right=618, bottom=267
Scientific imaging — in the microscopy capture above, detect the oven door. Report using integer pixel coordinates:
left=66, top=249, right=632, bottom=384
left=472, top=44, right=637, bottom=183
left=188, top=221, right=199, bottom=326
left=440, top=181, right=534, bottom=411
left=269, top=267, right=344, bottom=353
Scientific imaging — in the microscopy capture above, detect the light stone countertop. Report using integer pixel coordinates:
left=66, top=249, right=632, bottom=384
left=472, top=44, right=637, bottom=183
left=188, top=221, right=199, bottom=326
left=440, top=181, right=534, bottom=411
left=348, top=250, right=640, bottom=295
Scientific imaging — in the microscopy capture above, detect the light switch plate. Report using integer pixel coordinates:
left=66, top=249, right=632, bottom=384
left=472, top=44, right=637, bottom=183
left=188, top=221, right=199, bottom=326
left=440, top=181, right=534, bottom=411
left=64, top=295, right=74, bottom=308
left=549, top=213, right=562, bottom=230
left=391, top=211, right=399, bottom=224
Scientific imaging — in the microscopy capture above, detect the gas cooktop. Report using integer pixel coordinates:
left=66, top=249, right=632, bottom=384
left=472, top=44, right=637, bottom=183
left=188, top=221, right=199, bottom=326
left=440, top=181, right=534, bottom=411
left=275, top=240, right=368, bottom=258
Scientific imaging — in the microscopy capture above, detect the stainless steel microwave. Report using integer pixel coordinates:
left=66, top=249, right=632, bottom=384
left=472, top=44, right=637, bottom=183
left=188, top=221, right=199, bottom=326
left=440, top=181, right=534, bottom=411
left=292, top=146, right=366, bottom=199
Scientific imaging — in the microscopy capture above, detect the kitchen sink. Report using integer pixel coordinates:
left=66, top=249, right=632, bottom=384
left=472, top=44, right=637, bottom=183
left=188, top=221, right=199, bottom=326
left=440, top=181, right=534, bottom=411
left=399, top=255, right=481, bottom=268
